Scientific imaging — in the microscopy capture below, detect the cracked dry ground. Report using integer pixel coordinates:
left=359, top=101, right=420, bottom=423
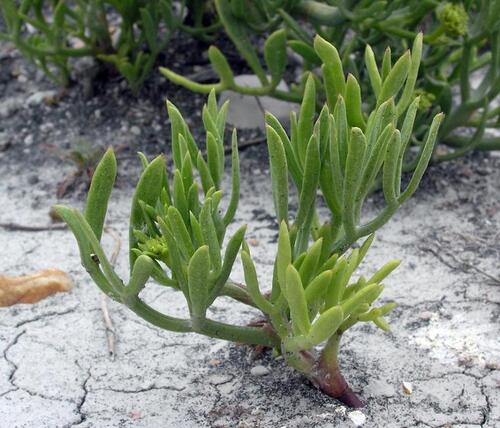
left=0, top=148, right=499, bottom=427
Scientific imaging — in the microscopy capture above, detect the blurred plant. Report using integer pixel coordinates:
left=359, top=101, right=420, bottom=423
left=0, top=0, right=219, bottom=91
left=55, top=50, right=442, bottom=406
left=161, top=0, right=499, bottom=160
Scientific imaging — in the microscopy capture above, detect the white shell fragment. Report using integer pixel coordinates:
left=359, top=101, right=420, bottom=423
left=402, top=382, right=413, bottom=395
left=348, top=410, right=366, bottom=426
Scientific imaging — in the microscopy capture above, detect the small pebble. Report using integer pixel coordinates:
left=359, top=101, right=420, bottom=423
left=250, top=365, right=270, bottom=376
left=208, top=359, right=222, bottom=367
left=27, top=175, right=39, bottom=185
left=418, top=311, right=434, bottom=321
left=347, top=410, right=366, bottom=426
left=250, top=407, right=262, bottom=416
left=130, top=126, right=141, bottom=136
left=0, top=133, right=10, bottom=151
left=207, top=374, right=233, bottom=385
left=27, top=90, right=56, bottom=106
left=334, top=407, right=346, bottom=416
left=24, top=134, right=34, bottom=146
left=40, top=123, right=54, bottom=133
left=0, top=97, right=23, bottom=118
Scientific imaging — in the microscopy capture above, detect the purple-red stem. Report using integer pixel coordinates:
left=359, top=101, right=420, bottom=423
left=303, top=332, right=364, bottom=408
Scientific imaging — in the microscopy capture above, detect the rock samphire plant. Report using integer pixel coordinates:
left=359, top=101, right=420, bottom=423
left=162, top=0, right=499, bottom=159
left=55, top=38, right=442, bottom=407
left=0, top=0, right=218, bottom=90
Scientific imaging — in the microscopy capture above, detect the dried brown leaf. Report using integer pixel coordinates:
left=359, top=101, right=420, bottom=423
left=0, top=268, right=73, bottom=307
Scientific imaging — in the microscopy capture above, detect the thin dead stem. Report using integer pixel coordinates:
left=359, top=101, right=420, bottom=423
left=100, top=226, right=121, bottom=359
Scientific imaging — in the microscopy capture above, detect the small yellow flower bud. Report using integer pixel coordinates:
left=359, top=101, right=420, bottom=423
left=437, top=3, right=468, bottom=37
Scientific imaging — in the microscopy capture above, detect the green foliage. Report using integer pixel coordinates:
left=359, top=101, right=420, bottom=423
left=160, top=0, right=500, bottom=159
left=0, top=0, right=218, bottom=90
left=55, top=69, right=441, bottom=405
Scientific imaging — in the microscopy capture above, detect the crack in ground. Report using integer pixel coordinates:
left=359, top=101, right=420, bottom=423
left=207, top=381, right=223, bottom=424
left=396, top=297, right=447, bottom=311
left=204, top=374, right=239, bottom=424
left=413, top=370, right=488, bottom=383
left=2, top=328, right=80, bottom=404
left=411, top=371, right=491, bottom=426
left=69, top=367, right=91, bottom=428
left=0, top=387, right=17, bottom=397
left=414, top=420, right=434, bottom=427
left=16, top=386, right=76, bottom=403
left=14, top=306, right=78, bottom=328
left=209, top=374, right=235, bottom=387
left=3, top=329, right=26, bottom=393
left=480, top=384, right=491, bottom=428
left=419, top=245, right=500, bottom=286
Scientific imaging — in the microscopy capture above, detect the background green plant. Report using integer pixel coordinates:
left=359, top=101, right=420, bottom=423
left=55, top=38, right=442, bottom=406
left=161, top=0, right=500, bottom=161
left=0, top=0, right=219, bottom=91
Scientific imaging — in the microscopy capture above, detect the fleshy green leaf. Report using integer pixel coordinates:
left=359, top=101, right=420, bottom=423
left=284, top=265, right=311, bottom=335
left=345, top=74, right=366, bottom=129
left=264, top=29, right=287, bottom=88
left=266, top=125, right=289, bottom=223
left=188, top=246, right=210, bottom=320
left=84, top=148, right=116, bottom=241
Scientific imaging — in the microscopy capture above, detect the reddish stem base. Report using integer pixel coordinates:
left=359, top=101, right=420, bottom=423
left=299, top=341, right=364, bottom=408
left=313, top=363, right=364, bottom=408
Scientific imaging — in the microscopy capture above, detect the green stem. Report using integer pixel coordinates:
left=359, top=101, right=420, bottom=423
left=424, top=26, right=445, bottom=44
left=128, top=298, right=279, bottom=347
left=460, top=41, right=472, bottom=101
left=321, top=331, right=341, bottom=365
left=129, top=299, right=192, bottom=332
left=475, top=137, right=500, bottom=151
left=232, top=83, right=303, bottom=103
left=443, top=135, right=500, bottom=151
left=180, top=21, right=222, bottom=36
left=440, top=100, right=483, bottom=137
left=294, top=1, right=345, bottom=26
left=223, top=281, right=258, bottom=307
left=201, top=318, right=280, bottom=346
left=271, top=88, right=304, bottom=103
left=372, top=24, right=417, bottom=41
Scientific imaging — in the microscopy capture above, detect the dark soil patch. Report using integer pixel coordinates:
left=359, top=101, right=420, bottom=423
left=0, top=29, right=269, bottom=198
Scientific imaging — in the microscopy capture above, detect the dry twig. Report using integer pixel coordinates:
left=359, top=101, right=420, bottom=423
left=421, top=245, right=500, bottom=285
left=100, top=226, right=121, bottom=359
left=0, top=223, right=67, bottom=232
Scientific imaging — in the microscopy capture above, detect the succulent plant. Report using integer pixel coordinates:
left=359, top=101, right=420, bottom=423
left=161, top=0, right=499, bottom=160
left=55, top=39, right=442, bottom=405
left=0, top=0, right=218, bottom=90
